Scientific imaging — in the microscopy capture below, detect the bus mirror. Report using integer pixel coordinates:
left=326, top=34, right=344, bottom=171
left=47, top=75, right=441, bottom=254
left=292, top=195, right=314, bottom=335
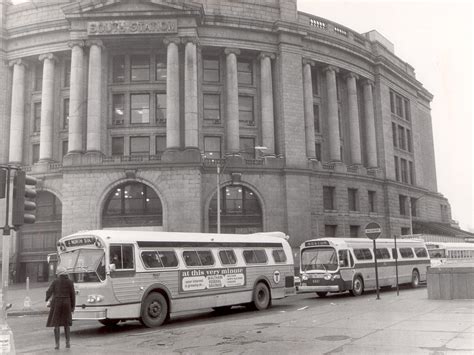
left=109, top=264, right=116, bottom=272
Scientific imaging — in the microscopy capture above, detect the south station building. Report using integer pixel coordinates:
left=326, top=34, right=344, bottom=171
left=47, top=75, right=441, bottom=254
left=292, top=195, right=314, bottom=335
left=0, top=0, right=455, bottom=281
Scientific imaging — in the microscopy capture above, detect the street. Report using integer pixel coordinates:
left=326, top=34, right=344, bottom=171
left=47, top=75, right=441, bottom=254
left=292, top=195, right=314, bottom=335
left=8, top=286, right=474, bottom=354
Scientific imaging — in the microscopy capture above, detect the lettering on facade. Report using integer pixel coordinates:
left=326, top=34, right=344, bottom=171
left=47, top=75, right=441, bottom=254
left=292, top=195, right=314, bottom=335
left=88, top=20, right=178, bottom=35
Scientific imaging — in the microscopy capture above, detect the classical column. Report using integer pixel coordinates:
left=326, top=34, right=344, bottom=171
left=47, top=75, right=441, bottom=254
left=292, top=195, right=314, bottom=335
left=259, top=52, right=276, bottom=156
left=363, top=79, right=378, bottom=168
left=38, top=54, right=57, bottom=162
left=165, top=38, right=180, bottom=149
left=324, top=66, right=341, bottom=161
left=184, top=39, right=198, bottom=149
left=345, top=72, right=362, bottom=165
left=225, top=48, right=240, bottom=155
left=86, top=40, right=103, bottom=154
left=8, top=60, right=27, bottom=164
left=303, top=59, right=316, bottom=160
left=68, top=41, right=85, bottom=154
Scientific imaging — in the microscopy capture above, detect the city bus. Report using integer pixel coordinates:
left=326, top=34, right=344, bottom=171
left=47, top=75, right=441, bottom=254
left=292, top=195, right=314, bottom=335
left=56, top=230, right=295, bottom=327
left=426, top=242, right=474, bottom=266
left=298, top=238, right=430, bottom=297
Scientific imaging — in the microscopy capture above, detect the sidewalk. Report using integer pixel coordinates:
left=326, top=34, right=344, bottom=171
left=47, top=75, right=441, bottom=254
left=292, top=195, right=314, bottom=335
left=3, top=282, right=49, bottom=316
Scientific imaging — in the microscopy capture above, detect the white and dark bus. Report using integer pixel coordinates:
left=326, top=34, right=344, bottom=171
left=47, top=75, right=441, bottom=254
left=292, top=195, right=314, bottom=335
left=56, top=230, right=295, bottom=327
left=426, top=242, right=474, bottom=266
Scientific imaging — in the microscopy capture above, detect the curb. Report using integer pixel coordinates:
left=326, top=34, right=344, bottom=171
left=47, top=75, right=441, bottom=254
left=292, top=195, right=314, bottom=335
left=8, top=310, right=49, bottom=317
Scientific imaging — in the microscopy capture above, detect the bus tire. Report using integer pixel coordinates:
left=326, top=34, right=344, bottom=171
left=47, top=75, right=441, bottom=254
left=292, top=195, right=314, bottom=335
left=140, top=292, right=168, bottom=328
left=350, top=276, right=364, bottom=296
left=99, top=318, right=120, bottom=327
left=212, top=306, right=232, bottom=313
left=252, top=282, right=271, bottom=310
left=411, top=270, right=420, bottom=288
left=316, top=292, right=328, bottom=298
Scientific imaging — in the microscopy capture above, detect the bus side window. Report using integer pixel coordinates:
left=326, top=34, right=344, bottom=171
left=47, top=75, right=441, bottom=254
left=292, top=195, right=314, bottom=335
left=219, top=250, right=237, bottom=265
left=338, top=250, right=349, bottom=268
left=141, top=251, right=163, bottom=268
left=110, top=245, right=134, bottom=270
left=110, top=245, right=122, bottom=269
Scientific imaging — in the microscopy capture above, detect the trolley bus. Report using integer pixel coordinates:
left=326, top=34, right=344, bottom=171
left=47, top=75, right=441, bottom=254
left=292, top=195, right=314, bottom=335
left=56, top=230, right=295, bottom=327
left=426, top=242, right=474, bottom=266
left=298, top=238, right=430, bottom=297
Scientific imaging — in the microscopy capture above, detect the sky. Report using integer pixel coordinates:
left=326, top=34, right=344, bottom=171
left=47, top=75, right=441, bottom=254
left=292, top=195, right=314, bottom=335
left=298, top=0, right=473, bottom=232
left=9, top=0, right=474, bottom=231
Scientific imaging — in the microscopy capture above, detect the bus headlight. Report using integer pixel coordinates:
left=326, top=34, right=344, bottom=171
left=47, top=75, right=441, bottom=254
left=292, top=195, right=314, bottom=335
left=324, top=273, right=332, bottom=280
left=87, top=295, right=104, bottom=303
left=301, top=274, right=309, bottom=281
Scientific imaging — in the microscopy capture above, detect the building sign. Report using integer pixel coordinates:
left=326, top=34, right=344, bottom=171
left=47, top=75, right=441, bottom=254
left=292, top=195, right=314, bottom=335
left=179, top=268, right=246, bottom=293
left=88, top=19, right=177, bottom=35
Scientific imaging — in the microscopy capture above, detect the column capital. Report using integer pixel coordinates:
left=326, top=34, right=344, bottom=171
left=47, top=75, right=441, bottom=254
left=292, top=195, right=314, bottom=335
left=85, top=39, right=104, bottom=48
left=361, top=78, right=374, bottom=87
left=163, top=37, right=181, bottom=46
left=302, top=58, right=315, bottom=66
left=224, top=47, right=241, bottom=56
left=344, top=72, right=359, bottom=81
left=38, top=53, right=58, bottom=62
left=258, top=52, right=276, bottom=61
left=323, top=65, right=339, bottom=74
left=8, top=58, right=28, bottom=68
left=68, top=40, right=85, bottom=49
left=181, top=36, right=200, bottom=46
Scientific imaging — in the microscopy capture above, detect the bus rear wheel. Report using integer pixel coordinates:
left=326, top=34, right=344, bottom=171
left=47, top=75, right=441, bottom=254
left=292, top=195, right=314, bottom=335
left=411, top=270, right=420, bottom=288
left=251, top=282, right=271, bottom=310
left=316, top=292, right=328, bottom=298
left=350, top=276, right=364, bottom=296
left=99, top=318, right=120, bottom=327
left=140, top=292, right=168, bottom=328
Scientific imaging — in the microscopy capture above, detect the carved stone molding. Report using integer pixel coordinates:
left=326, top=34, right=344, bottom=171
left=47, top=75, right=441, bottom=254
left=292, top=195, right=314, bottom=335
left=39, top=53, right=58, bottom=62
left=224, top=48, right=241, bottom=56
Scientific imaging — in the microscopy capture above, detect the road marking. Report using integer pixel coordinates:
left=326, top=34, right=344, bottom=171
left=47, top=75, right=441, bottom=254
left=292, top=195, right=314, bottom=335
left=297, top=306, right=308, bottom=311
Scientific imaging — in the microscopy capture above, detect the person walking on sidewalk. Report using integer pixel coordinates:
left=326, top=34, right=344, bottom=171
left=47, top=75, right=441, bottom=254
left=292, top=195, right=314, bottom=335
left=45, top=265, right=75, bottom=350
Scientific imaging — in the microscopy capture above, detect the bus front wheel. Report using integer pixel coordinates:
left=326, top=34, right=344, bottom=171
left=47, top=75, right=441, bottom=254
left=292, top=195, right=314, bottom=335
left=350, top=276, right=364, bottom=296
left=316, top=292, right=328, bottom=298
left=411, top=270, right=420, bottom=288
left=140, top=292, right=168, bottom=328
left=252, top=282, right=271, bottom=310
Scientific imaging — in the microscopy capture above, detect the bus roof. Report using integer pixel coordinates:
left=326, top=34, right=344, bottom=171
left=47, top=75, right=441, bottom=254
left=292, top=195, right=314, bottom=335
left=425, top=242, right=474, bottom=249
left=300, top=237, right=427, bottom=248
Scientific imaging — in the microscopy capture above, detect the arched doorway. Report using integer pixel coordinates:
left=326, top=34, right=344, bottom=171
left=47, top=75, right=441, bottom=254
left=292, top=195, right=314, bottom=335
left=102, top=182, right=163, bottom=229
left=208, top=185, right=263, bottom=233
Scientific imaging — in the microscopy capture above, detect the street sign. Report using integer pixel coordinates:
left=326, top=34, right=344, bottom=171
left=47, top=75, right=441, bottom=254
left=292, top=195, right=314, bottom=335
left=365, top=222, right=382, bottom=240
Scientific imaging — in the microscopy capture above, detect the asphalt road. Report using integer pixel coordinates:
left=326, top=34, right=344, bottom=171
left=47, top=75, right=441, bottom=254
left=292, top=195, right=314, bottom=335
left=8, top=286, right=474, bottom=354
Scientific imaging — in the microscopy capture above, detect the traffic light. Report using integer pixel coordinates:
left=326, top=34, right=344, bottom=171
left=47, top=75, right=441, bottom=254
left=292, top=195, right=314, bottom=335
left=12, top=170, right=37, bottom=227
left=0, top=169, right=6, bottom=199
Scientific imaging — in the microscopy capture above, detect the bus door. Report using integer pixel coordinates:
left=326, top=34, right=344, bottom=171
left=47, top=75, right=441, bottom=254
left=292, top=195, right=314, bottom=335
left=338, top=249, right=354, bottom=287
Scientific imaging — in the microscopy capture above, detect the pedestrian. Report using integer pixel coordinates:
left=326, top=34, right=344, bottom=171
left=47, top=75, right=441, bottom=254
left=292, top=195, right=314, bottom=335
left=45, top=265, right=75, bottom=350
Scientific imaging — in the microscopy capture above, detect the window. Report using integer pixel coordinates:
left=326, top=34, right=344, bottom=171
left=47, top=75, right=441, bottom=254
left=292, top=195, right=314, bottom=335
left=375, top=248, right=390, bottom=259
left=394, top=156, right=400, bottom=181
left=390, top=90, right=410, bottom=120
left=219, top=250, right=237, bottom=265
left=410, top=197, right=417, bottom=217
left=32, top=144, right=40, bottom=164
left=315, top=142, right=322, bottom=161
left=130, top=136, right=149, bottom=155
left=324, top=224, right=337, bottom=237
left=323, top=186, right=335, bottom=210
left=350, top=225, right=359, bottom=238
left=398, top=126, right=406, bottom=150
left=395, top=95, right=403, bottom=116
left=33, top=102, right=41, bottom=133
left=237, top=60, right=252, bottom=85
left=409, top=161, right=415, bottom=185
left=110, top=244, right=134, bottom=269
left=62, top=140, right=68, bottom=158
left=404, top=99, right=411, bottom=121
left=390, top=91, right=395, bottom=113
left=391, top=248, right=398, bottom=259
left=112, top=55, right=125, bottom=82
left=414, top=248, right=428, bottom=258
left=338, top=250, right=351, bottom=268
left=239, top=96, right=254, bottom=124
left=272, top=249, right=287, bottom=263
left=392, top=122, right=397, bottom=147
left=35, top=62, right=43, bottom=91
left=348, top=188, right=358, bottom=211
left=399, top=247, right=414, bottom=258
left=353, top=248, right=372, bottom=260
left=204, top=94, right=220, bottom=123
left=203, top=57, right=220, bottom=82
left=63, top=98, right=69, bottom=130
left=141, top=250, right=178, bottom=268
left=155, top=136, right=166, bottom=156
left=400, top=158, right=408, bottom=183
left=240, top=137, right=255, bottom=159
left=314, top=104, right=320, bottom=133
left=406, top=129, right=412, bottom=152
left=112, top=137, right=124, bottom=156
left=399, top=195, right=407, bottom=215
left=401, top=227, right=410, bottom=236
left=204, top=136, right=221, bottom=159
left=64, top=59, right=71, bottom=87
left=243, top=250, right=267, bottom=264
left=155, top=53, right=167, bottom=81
left=368, top=190, right=376, bottom=213
left=130, top=94, right=150, bottom=124
left=112, top=94, right=125, bottom=125
left=183, top=250, right=214, bottom=267
left=155, top=93, right=166, bottom=123
left=130, top=55, right=149, bottom=81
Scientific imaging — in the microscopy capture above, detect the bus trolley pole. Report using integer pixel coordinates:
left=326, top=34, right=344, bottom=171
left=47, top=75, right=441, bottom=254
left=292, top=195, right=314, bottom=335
left=373, top=239, right=380, bottom=300
left=394, top=234, right=399, bottom=296
left=216, top=164, right=221, bottom=234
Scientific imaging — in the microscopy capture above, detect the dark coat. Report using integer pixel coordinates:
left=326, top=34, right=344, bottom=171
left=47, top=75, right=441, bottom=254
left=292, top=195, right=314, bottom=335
left=45, top=274, right=75, bottom=327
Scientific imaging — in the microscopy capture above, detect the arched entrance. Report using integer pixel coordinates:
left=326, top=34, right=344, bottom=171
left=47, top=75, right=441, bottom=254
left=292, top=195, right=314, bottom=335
left=208, top=185, right=263, bottom=233
left=102, top=182, right=163, bottom=229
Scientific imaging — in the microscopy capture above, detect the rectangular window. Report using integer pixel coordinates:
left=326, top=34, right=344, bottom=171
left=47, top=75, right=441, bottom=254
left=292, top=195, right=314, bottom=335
left=204, top=136, right=221, bottom=159
left=398, top=126, right=406, bottom=150
left=314, top=104, right=320, bottom=133
left=112, top=94, right=125, bottom=125
left=130, top=55, right=149, bottom=81
left=111, top=137, right=124, bottom=156
left=112, top=55, right=125, bottom=82
left=237, top=60, right=252, bottom=85
left=349, top=225, right=359, bottom=238
left=375, top=248, right=390, bottom=259
left=141, top=251, right=163, bottom=268
left=324, top=224, right=337, bottom=237
left=155, top=53, right=167, bottom=81
left=243, top=250, right=267, bottom=264
left=394, top=156, right=400, bottom=182
left=399, top=195, right=407, bottom=215
left=390, top=91, right=395, bottom=113
left=395, top=95, right=403, bottom=116
left=33, top=102, right=41, bottom=132
left=401, top=227, right=410, bottom=236
left=63, top=99, right=69, bottom=130
left=130, top=136, right=149, bottom=155
left=323, top=186, right=335, bottom=210
left=32, top=144, right=40, bottom=164
left=35, top=62, right=43, bottom=91
left=406, top=129, right=412, bottom=152
left=315, top=142, right=322, bottom=161
left=110, top=244, right=134, bottom=270
left=368, top=190, right=376, bottom=213
left=401, top=158, right=408, bottom=183
left=239, top=96, right=254, bottom=124
left=410, top=197, right=417, bottom=217
left=203, top=57, right=220, bottom=82
left=155, top=136, right=166, bottom=156
left=399, top=248, right=414, bottom=258
left=155, top=93, right=166, bottom=123
left=240, top=137, right=255, bottom=159
left=414, top=247, right=428, bottom=258
left=348, top=188, right=358, bottom=211
left=404, top=99, right=411, bottom=121
left=62, top=140, right=68, bottom=158
left=392, top=122, right=397, bottom=147
left=64, top=59, right=71, bottom=87
left=409, top=161, right=415, bottom=185
left=272, top=249, right=287, bottom=263
left=183, top=250, right=214, bottom=267
left=130, top=94, right=150, bottom=124
left=353, top=248, right=372, bottom=260
left=203, top=94, right=220, bottom=123
left=219, top=250, right=237, bottom=265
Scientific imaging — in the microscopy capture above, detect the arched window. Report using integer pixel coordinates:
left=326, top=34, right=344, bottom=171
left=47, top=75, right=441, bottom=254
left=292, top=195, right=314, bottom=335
left=102, top=182, right=162, bottom=228
left=209, top=185, right=262, bottom=233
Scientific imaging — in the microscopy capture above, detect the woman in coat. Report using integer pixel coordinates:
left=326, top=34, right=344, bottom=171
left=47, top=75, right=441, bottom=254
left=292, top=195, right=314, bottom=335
left=45, top=265, right=75, bottom=350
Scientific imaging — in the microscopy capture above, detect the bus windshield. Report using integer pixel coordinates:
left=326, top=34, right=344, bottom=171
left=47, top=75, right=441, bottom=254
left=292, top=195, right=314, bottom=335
left=428, top=249, right=446, bottom=259
left=301, top=247, right=338, bottom=271
left=59, top=249, right=106, bottom=283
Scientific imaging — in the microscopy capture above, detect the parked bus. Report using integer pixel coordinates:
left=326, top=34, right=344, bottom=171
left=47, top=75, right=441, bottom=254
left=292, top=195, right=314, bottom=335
left=56, top=230, right=295, bottom=327
left=298, top=238, right=430, bottom=297
left=426, top=242, right=474, bottom=266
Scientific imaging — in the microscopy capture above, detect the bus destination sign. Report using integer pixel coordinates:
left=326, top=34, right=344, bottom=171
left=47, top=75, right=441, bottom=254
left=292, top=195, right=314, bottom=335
left=64, top=237, right=96, bottom=247
left=305, top=240, right=330, bottom=247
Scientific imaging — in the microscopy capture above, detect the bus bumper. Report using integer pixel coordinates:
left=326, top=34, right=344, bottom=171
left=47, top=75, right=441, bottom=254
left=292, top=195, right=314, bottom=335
left=297, top=285, right=340, bottom=293
left=73, top=307, right=107, bottom=320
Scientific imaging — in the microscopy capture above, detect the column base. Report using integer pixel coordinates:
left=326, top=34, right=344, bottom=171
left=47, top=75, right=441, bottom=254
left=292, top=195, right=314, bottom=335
left=62, top=152, right=83, bottom=166
left=84, top=151, right=104, bottom=164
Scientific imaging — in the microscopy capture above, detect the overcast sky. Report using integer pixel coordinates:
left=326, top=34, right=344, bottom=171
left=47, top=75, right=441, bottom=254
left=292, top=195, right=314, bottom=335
left=298, top=0, right=473, bottom=231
